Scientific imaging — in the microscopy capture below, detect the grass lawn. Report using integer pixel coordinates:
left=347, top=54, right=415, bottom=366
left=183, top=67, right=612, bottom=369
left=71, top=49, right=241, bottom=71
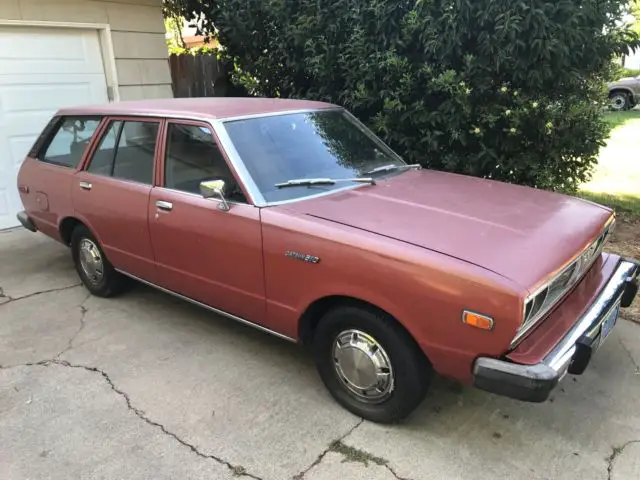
left=579, top=109, right=640, bottom=322
left=578, top=110, right=640, bottom=215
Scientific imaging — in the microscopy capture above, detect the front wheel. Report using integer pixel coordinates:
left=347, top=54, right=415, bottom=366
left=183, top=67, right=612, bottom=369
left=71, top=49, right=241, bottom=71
left=609, top=92, right=631, bottom=111
left=313, top=305, right=432, bottom=423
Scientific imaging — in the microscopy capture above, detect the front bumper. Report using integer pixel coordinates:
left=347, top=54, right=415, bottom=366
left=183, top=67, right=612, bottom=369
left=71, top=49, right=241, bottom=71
left=473, top=258, right=639, bottom=402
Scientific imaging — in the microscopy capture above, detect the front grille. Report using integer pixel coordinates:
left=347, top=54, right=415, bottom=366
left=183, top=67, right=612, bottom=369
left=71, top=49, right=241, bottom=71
left=511, top=218, right=615, bottom=346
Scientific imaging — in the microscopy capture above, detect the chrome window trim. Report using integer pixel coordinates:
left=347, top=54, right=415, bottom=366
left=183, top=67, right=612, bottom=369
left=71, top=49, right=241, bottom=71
left=260, top=183, right=373, bottom=207
left=217, top=107, right=337, bottom=123
left=340, top=109, right=406, bottom=164
left=152, top=185, right=251, bottom=208
left=213, top=107, right=408, bottom=208
left=210, top=119, right=266, bottom=206
left=82, top=171, right=155, bottom=188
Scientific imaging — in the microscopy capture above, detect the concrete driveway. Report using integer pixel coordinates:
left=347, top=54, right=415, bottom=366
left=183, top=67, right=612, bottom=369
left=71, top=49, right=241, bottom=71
left=1, top=228, right=639, bottom=480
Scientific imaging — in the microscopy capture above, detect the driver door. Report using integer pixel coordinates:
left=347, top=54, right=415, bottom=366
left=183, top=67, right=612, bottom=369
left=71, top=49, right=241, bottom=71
left=148, top=120, right=266, bottom=324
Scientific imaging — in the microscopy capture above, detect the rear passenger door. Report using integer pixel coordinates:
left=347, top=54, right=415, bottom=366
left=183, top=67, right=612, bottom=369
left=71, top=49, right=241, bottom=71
left=73, top=118, right=160, bottom=282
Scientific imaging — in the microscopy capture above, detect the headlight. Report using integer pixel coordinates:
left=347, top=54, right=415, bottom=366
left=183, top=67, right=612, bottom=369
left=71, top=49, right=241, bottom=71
left=511, top=217, right=615, bottom=347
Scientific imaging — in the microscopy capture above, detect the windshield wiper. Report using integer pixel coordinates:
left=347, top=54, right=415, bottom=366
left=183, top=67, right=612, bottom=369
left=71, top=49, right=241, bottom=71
left=365, top=163, right=422, bottom=175
left=275, top=177, right=376, bottom=188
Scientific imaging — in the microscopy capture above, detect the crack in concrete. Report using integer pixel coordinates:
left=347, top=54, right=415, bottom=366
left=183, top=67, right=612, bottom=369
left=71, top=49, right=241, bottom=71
left=0, top=359, right=262, bottom=479
left=322, top=439, right=415, bottom=480
left=384, top=464, right=415, bottom=480
left=618, top=337, right=640, bottom=374
left=56, top=292, right=92, bottom=359
left=292, top=418, right=364, bottom=479
left=0, top=285, right=12, bottom=302
left=0, top=283, right=82, bottom=306
left=607, top=439, right=640, bottom=480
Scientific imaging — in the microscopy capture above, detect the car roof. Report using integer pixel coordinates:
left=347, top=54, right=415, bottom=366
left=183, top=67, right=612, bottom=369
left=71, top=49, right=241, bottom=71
left=56, top=97, right=336, bottom=121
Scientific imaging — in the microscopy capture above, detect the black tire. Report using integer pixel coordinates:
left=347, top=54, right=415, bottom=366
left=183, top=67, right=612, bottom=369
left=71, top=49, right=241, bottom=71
left=609, top=91, right=631, bottom=111
left=71, top=225, right=126, bottom=297
left=313, top=304, right=432, bottom=423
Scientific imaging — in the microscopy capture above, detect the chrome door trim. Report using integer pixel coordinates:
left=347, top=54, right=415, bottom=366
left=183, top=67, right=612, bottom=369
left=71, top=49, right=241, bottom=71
left=155, top=200, right=173, bottom=211
left=115, top=269, right=297, bottom=343
left=79, top=181, right=92, bottom=190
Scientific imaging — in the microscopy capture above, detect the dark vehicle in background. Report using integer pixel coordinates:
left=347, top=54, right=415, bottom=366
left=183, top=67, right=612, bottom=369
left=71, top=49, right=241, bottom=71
left=608, top=74, right=640, bottom=110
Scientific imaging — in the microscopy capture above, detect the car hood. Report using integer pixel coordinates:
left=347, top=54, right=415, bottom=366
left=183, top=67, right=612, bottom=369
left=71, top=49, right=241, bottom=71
left=283, top=170, right=613, bottom=290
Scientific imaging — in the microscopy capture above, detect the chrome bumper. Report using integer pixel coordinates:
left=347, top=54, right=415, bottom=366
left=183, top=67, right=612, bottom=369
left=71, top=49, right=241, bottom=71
left=16, top=211, right=37, bottom=232
left=473, top=258, right=639, bottom=402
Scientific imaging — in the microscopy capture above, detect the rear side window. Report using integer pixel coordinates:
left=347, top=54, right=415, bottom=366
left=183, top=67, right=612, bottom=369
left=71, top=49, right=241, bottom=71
left=86, top=120, right=159, bottom=185
left=39, top=117, right=101, bottom=168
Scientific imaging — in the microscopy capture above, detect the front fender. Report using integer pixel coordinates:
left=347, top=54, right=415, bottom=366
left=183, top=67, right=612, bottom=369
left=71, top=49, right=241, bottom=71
left=261, top=209, right=525, bottom=382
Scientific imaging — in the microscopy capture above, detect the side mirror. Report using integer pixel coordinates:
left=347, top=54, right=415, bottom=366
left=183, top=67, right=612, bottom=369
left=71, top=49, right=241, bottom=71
left=200, top=179, right=230, bottom=211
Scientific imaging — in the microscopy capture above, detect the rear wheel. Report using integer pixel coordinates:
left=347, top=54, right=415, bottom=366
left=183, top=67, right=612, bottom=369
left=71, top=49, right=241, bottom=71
left=313, top=304, right=432, bottom=423
left=71, top=225, right=126, bottom=297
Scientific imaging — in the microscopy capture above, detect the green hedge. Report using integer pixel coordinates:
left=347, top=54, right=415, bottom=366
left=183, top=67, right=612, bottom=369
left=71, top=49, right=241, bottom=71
left=167, top=0, right=640, bottom=193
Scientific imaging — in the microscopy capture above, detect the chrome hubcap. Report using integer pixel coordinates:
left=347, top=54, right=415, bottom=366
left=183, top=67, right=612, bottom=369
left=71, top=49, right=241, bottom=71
left=79, top=238, right=104, bottom=285
left=333, top=329, right=394, bottom=403
left=611, top=96, right=625, bottom=110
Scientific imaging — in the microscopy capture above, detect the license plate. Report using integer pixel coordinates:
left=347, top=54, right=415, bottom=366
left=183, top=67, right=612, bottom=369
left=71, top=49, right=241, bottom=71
left=600, top=301, right=621, bottom=347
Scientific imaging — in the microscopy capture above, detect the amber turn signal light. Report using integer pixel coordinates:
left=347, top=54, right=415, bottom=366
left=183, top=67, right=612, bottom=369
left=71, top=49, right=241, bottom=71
left=462, top=310, right=494, bottom=330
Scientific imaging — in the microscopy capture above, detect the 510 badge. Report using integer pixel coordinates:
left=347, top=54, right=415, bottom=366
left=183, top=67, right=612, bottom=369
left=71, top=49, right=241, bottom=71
left=285, top=251, right=321, bottom=264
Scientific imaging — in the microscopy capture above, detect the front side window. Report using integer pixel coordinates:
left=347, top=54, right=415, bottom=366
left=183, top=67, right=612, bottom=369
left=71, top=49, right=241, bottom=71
left=86, top=120, right=159, bottom=185
left=164, top=123, right=246, bottom=202
left=40, top=116, right=101, bottom=168
left=222, top=109, right=404, bottom=203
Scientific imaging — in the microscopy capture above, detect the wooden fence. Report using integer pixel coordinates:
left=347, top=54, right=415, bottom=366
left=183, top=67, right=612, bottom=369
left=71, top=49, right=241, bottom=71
left=169, top=54, right=235, bottom=98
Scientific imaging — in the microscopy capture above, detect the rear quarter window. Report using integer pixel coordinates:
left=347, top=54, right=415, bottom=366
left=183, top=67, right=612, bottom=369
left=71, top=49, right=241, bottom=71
left=36, top=116, right=102, bottom=168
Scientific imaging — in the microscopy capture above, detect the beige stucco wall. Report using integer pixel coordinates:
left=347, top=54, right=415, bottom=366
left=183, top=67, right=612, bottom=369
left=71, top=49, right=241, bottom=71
left=0, top=0, right=172, bottom=101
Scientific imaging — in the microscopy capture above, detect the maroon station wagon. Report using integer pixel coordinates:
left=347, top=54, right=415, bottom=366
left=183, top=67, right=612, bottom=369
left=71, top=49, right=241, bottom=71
left=16, top=98, right=639, bottom=423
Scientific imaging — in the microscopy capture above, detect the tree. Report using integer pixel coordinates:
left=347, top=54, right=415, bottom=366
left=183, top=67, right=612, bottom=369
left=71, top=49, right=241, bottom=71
left=164, top=15, right=187, bottom=52
left=163, top=0, right=639, bottom=193
left=632, top=0, right=640, bottom=34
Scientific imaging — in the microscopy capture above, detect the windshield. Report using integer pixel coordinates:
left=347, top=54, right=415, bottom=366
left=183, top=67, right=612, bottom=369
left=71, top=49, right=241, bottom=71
left=223, top=109, right=404, bottom=203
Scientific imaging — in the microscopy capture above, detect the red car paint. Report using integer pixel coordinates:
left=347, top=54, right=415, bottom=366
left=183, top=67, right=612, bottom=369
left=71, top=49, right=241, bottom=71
left=17, top=98, right=618, bottom=385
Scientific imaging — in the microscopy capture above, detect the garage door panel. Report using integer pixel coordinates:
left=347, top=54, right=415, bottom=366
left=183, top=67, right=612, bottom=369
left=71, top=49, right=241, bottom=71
left=8, top=135, right=35, bottom=167
left=0, top=27, right=104, bottom=75
left=0, top=76, right=107, bottom=113
left=0, top=27, right=108, bottom=230
left=0, top=190, right=9, bottom=221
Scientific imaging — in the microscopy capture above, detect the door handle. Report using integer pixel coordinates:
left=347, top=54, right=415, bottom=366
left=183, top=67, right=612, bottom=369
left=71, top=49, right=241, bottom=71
left=79, top=181, right=92, bottom=191
left=156, top=200, right=173, bottom=211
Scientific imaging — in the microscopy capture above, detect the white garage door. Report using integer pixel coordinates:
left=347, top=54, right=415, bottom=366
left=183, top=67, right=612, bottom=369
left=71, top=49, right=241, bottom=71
left=0, top=26, right=109, bottom=230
